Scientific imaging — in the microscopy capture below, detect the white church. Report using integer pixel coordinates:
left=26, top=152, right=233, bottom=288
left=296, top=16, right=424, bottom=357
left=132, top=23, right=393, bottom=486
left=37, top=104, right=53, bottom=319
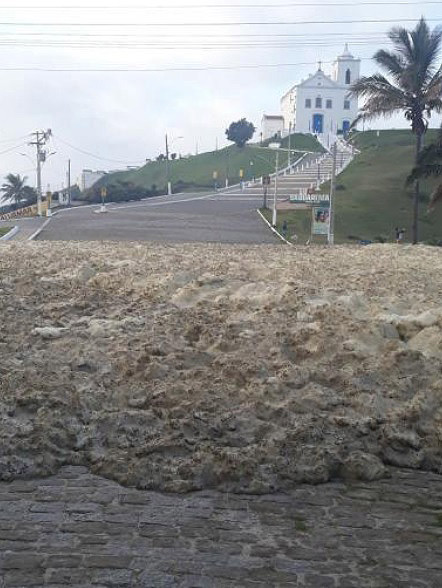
left=262, top=45, right=361, bottom=140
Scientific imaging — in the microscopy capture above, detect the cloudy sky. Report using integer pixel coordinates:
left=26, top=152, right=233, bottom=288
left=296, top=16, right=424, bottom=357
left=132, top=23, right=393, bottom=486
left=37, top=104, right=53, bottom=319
left=0, top=0, right=440, bottom=190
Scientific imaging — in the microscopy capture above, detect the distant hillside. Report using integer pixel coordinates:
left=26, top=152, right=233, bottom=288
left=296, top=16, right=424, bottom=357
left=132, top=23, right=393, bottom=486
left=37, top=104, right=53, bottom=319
left=333, top=129, right=442, bottom=243
left=266, top=129, right=442, bottom=245
left=95, top=133, right=323, bottom=195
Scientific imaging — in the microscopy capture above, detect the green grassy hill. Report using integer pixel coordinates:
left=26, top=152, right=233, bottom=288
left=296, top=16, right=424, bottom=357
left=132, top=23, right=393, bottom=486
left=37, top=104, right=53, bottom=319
left=97, top=133, right=322, bottom=194
left=334, top=129, right=442, bottom=243
left=273, top=129, right=442, bottom=244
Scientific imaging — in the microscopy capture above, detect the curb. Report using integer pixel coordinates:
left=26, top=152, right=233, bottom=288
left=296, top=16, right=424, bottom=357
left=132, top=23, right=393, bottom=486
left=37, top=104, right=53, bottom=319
left=0, top=225, right=19, bottom=241
left=27, top=217, right=53, bottom=241
left=256, top=209, right=293, bottom=246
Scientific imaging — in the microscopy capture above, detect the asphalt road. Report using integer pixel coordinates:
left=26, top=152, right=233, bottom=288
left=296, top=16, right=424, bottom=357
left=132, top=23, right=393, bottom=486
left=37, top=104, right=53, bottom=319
left=35, top=191, right=278, bottom=244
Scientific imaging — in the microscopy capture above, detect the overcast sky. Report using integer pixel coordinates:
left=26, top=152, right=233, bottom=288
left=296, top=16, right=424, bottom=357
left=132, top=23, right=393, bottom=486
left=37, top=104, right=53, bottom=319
left=0, top=0, right=440, bottom=190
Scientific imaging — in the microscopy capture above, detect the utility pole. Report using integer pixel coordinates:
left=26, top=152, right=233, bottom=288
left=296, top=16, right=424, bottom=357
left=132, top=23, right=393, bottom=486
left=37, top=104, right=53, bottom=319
left=29, top=129, right=51, bottom=216
left=67, top=159, right=71, bottom=206
left=272, top=150, right=279, bottom=227
left=287, top=122, right=292, bottom=168
left=328, top=142, right=337, bottom=245
left=165, top=134, right=171, bottom=195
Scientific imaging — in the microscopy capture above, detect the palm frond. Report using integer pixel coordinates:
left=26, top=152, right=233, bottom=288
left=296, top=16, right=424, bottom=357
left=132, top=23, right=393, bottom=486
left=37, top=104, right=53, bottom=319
left=373, top=49, right=407, bottom=81
left=350, top=73, right=404, bottom=100
left=389, top=26, right=415, bottom=63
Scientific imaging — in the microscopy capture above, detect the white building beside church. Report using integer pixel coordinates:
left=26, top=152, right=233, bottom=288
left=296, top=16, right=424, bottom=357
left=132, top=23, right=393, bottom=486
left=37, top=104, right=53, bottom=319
left=262, top=45, right=360, bottom=140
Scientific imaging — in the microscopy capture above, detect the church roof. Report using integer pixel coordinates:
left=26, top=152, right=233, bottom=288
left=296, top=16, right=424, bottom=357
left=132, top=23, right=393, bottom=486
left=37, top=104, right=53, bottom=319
left=341, top=44, right=353, bottom=58
left=296, top=69, right=340, bottom=90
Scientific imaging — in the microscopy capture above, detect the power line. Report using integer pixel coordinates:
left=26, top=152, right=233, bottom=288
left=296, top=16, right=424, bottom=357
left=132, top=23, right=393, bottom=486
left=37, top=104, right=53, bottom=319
left=0, top=134, right=30, bottom=144
left=1, top=1, right=440, bottom=7
left=0, top=30, right=414, bottom=38
left=0, top=143, right=28, bottom=156
left=0, top=17, right=440, bottom=26
left=0, top=58, right=375, bottom=73
left=0, top=39, right=391, bottom=50
left=53, top=135, right=146, bottom=165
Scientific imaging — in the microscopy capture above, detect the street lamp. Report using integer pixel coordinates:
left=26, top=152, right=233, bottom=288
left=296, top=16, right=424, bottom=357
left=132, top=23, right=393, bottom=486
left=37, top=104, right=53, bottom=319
left=165, top=134, right=183, bottom=195
left=268, top=143, right=280, bottom=227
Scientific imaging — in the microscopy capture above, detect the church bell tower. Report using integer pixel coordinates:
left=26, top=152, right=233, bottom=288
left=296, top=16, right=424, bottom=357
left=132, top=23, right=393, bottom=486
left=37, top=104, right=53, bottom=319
left=332, top=44, right=361, bottom=87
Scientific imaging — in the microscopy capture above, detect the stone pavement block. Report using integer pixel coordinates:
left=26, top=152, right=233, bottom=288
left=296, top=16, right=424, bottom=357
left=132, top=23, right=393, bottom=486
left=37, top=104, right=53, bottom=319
left=89, top=568, right=134, bottom=586
left=1, top=466, right=442, bottom=587
left=137, top=571, right=177, bottom=587
left=83, top=554, right=133, bottom=568
left=3, top=571, right=46, bottom=587
left=304, top=573, right=335, bottom=587
left=2, top=552, right=44, bottom=569
left=45, top=555, right=83, bottom=568
left=45, top=567, right=92, bottom=584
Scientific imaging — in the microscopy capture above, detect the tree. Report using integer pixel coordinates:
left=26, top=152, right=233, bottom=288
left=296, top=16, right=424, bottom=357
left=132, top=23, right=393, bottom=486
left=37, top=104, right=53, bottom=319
left=0, top=174, right=35, bottom=209
left=350, top=18, right=442, bottom=244
left=22, top=185, right=38, bottom=206
left=225, top=118, right=256, bottom=148
left=407, top=126, right=442, bottom=210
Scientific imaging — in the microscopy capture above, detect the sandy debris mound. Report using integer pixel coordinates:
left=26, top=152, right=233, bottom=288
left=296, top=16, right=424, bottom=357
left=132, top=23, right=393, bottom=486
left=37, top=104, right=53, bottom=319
left=0, top=242, right=441, bottom=493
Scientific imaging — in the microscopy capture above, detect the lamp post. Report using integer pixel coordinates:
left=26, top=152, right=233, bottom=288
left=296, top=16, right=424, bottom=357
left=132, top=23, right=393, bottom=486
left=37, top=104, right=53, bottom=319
left=287, top=121, right=292, bottom=168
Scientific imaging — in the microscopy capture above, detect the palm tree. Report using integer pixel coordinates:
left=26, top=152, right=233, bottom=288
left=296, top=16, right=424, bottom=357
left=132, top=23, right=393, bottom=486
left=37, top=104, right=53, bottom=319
left=350, top=18, right=442, bottom=243
left=0, top=173, right=29, bottom=209
left=407, top=126, right=442, bottom=210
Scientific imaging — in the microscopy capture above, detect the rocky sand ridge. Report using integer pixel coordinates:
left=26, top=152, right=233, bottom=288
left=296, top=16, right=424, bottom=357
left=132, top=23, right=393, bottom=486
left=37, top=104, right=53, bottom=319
left=0, top=242, right=441, bottom=492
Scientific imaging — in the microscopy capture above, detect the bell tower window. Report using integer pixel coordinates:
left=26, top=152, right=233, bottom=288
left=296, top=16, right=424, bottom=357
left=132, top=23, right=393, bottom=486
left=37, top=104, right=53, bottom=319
left=345, top=69, right=351, bottom=85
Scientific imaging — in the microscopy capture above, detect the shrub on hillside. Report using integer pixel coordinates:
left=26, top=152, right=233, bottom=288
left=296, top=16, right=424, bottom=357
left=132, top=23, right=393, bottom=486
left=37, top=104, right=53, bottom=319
left=85, top=181, right=158, bottom=203
left=225, top=118, right=256, bottom=148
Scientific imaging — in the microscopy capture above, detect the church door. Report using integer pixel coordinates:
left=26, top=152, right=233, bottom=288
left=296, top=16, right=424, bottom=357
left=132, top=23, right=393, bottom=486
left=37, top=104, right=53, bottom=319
left=342, top=120, right=350, bottom=135
left=313, top=114, right=324, bottom=134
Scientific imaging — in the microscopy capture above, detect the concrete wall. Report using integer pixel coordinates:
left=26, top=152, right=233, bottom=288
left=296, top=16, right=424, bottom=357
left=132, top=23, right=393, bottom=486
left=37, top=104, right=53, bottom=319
left=262, top=116, right=284, bottom=140
left=79, top=170, right=106, bottom=192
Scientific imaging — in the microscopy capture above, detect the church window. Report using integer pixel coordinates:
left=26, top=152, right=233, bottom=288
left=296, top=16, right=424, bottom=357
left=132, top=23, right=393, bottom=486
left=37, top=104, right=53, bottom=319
left=344, top=100, right=351, bottom=110
left=345, top=69, right=351, bottom=85
left=326, top=99, right=332, bottom=109
left=315, top=96, right=322, bottom=108
left=305, top=98, right=311, bottom=108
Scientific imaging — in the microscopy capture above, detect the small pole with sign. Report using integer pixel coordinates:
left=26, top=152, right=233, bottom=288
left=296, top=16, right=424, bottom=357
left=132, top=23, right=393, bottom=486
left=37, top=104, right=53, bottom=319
left=100, top=186, right=107, bottom=213
left=328, top=143, right=337, bottom=245
left=46, top=191, right=52, bottom=217
left=213, top=170, right=218, bottom=192
left=239, top=168, right=244, bottom=190
left=272, top=150, right=279, bottom=227
left=262, top=174, right=270, bottom=209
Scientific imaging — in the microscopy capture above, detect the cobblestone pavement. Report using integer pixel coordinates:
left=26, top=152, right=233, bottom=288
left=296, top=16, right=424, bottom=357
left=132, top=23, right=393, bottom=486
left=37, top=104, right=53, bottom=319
left=0, top=467, right=441, bottom=587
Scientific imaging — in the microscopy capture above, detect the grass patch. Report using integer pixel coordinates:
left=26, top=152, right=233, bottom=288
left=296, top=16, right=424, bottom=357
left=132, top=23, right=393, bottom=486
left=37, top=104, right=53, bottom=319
left=262, top=132, right=325, bottom=153
left=0, top=227, right=12, bottom=238
left=97, top=135, right=323, bottom=195
left=260, top=207, right=321, bottom=244
left=333, top=129, right=442, bottom=243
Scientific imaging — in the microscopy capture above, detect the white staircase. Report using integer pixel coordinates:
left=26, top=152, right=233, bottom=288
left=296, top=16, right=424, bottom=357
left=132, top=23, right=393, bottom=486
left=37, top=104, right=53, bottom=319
left=228, top=140, right=355, bottom=200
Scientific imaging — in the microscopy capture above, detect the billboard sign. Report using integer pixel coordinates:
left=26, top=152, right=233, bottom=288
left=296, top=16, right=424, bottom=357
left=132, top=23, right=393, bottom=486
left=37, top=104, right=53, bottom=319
left=290, top=192, right=330, bottom=205
left=312, top=206, right=330, bottom=236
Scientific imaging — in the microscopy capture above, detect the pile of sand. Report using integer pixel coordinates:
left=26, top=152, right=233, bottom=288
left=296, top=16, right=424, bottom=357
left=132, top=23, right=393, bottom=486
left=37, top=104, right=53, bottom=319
left=0, top=242, right=441, bottom=492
